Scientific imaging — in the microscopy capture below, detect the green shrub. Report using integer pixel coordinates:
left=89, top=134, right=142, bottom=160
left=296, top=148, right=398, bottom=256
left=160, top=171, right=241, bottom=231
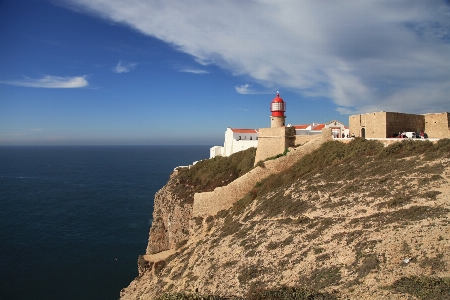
left=356, top=254, right=379, bottom=278
left=419, top=254, right=446, bottom=272
left=156, top=293, right=240, bottom=300
left=422, top=191, right=442, bottom=200
left=381, top=140, right=433, bottom=158
left=266, top=241, right=280, bottom=250
left=264, top=148, right=290, bottom=161
left=238, top=265, right=264, bottom=285
left=176, top=147, right=256, bottom=194
left=154, top=260, right=166, bottom=276
left=246, top=285, right=337, bottom=300
left=176, top=239, right=188, bottom=249
left=388, top=276, right=450, bottom=300
left=304, top=266, right=342, bottom=290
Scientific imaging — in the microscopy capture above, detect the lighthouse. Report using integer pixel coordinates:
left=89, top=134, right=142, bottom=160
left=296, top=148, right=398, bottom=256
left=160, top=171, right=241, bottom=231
left=254, top=92, right=295, bottom=164
left=270, top=92, right=286, bottom=128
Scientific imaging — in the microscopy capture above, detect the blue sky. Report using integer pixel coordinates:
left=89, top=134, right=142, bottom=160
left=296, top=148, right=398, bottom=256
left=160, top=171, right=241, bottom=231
left=1, top=0, right=449, bottom=145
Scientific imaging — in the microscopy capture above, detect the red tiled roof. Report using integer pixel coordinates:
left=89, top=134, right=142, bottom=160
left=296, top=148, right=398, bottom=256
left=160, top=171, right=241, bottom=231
left=293, top=124, right=310, bottom=129
left=231, top=128, right=258, bottom=133
left=312, top=124, right=325, bottom=130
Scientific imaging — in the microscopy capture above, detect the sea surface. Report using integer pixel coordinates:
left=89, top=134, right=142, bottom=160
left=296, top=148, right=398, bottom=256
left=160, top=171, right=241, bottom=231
left=0, top=145, right=210, bottom=300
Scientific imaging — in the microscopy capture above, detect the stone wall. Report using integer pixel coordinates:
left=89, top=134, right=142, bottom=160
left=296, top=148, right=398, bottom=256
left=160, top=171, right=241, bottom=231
left=254, top=127, right=296, bottom=164
left=321, top=128, right=333, bottom=141
left=349, top=112, right=388, bottom=138
left=386, top=112, right=425, bottom=137
left=349, top=111, right=450, bottom=139
left=193, top=133, right=327, bottom=217
left=193, top=163, right=279, bottom=218
left=294, top=135, right=321, bottom=146
left=425, top=113, right=450, bottom=138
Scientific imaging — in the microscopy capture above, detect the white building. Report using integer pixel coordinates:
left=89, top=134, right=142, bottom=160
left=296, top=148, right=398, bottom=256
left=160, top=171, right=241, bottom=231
left=294, top=121, right=349, bottom=138
left=210, top=123, right=349, bottom=158
left=293, top=123, right=324, bottom=135
left=210, top=128, right=258, bottom=158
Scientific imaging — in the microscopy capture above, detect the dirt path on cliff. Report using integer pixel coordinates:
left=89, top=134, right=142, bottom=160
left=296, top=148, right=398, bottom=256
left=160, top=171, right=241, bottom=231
left=143, top=249, right=176, bottom=262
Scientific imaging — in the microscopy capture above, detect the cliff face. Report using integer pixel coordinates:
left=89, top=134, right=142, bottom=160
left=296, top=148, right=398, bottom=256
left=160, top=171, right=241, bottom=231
left=146, top=173, right=193, bottom=254
left=121, top=139, right=450, bottom=300
left=146, top=146, right=258, bottom=255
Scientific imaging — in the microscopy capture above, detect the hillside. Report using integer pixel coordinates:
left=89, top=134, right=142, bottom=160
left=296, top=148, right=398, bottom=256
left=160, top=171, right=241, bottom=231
left=121, top=138, right=450, bottom=300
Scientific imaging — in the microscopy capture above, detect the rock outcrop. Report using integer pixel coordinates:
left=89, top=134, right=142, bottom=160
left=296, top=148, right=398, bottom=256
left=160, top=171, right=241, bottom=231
left=146, top=172, right=194, bottom=254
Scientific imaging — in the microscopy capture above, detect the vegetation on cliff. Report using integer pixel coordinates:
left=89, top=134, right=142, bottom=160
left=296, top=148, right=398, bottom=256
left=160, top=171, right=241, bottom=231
left=123, top=138, right=450, bottom=300
left=155, top=285, right=338, bottom=300
left=250, top=138, right=449, bottom=203
left=174, top=147, right=256, bottom=200
left=177, top=147, right=256, bottom=193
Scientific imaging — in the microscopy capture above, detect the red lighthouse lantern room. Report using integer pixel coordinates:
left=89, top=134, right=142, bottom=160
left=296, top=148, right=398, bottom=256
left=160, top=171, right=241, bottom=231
left=271, top=93, right=286, bottom=117
left=270, top=92, right=286, bottom=128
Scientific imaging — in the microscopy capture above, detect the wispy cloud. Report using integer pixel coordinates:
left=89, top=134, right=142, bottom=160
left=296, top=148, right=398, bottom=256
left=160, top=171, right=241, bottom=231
left=180, top=68, right=208, bottom=74
left=0, top=75, right=88, bottom=88
left=113, top=61, right=137, bottom=73
left=64, top=0, right=450, bottom=114
left=235, top=84, right=273, bottom=95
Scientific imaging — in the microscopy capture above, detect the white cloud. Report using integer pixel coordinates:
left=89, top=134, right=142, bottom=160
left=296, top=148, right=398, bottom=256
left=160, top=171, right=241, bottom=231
left=235, top=84, right=252, bottom=95
left=180, top=68, right=208, bottom=74
left=235, top=84, right=273, bottom=95
left=64, top=0, right=450, bottom=114
left=113, top=61, right=137, bottom=73
left=0, top=75, right=88, bottom=88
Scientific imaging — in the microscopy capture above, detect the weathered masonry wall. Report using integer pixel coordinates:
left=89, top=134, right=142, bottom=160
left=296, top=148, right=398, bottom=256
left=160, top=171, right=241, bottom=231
left=385, top=112, right=425, bottom=137
left=271, top=115, right=286, bottom=128
left=349, top=111, right=450, bottom=139
left=425, top=113, right=450, bottom=138
left=349, top=112, right=387, bottom=138
left=193, top=133, right=329, bottom=217
left=254, top=127, right=296, bottom=164
left=294, top=135, right=320, bottom=146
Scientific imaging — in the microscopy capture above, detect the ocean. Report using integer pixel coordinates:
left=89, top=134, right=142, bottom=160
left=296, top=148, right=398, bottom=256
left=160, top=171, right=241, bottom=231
left=0, top=145, right=210, bottom=300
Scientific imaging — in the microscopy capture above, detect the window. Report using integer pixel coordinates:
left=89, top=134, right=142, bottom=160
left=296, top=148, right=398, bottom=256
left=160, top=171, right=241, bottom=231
left=271, top=102, right=285, bottom=111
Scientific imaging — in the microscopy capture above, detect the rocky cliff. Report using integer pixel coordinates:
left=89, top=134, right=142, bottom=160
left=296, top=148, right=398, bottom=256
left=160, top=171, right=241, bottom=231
left=146, top=172, right=193, bottom=254
left=121, top=138, right=450, bottom=300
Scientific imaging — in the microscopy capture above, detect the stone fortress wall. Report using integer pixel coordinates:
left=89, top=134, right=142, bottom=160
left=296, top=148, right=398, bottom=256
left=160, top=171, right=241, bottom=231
left=294, top=134, right=322, bottom=146
left=192, top=129, right=332, bottom=217
left=385, top=113, right=425, bottom=137
left=425, top=113, right=450, bottom=138
left=253, top=127, right=296, bottom=164
left=350, top=112, right=450, bottom=139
